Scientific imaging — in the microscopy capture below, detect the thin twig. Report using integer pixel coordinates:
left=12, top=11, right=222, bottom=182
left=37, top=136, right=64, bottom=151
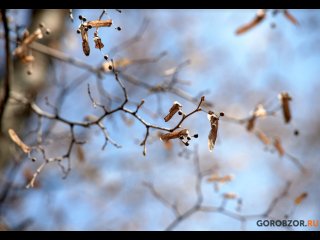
left=165, top=145, right=203, bottom=231
left=144, top=146, right=295, bottom=231
left=143, top=182, right=180, bottom=217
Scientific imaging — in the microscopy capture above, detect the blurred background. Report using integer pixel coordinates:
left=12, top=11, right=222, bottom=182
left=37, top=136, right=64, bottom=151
left=0, top=9, right=319, bottom=230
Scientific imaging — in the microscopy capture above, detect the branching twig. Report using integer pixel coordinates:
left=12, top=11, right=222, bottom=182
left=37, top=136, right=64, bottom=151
left=171, top=96, right=204, bottom=131
left=165, top=145, right=203, bottom=231
left=109, top=18, right=150, bottom=56
left=144, top=146, right=295, bottom=231
left=1, top=13, right=305, bottom=221
left=263, top=181, right=291, bottom=217
left=143, top=181, right=180, bottom=217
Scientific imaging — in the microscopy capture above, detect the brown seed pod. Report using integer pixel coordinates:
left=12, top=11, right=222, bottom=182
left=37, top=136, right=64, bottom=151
left=246, top=115, right=256, bottom=132
left=283, top=10, right=299, bottom=25
left=78, top=24, right=90, bottom=56
left=273, top=137, right=285, bottom=157
left=160, top=129, right=189, bottom=141
left=13, top=28, right=43, bottom=57
left=84, top=19, right=113, bottom=28
left=8, top=128, right=31, bottom=153
left=82, top=40, right=90, bottom=56
left=207, top=111, right=220, bottom=152
left=223, top=192, right=237, bottom=199
left=207, top=174, right=234, bottom=183
left=235, top=9, right=266, bottom=35
left=256, top=130, right=270, bottom=145
left=76, top=145, right=85, bottom=163
left=294, top=192, right=308, bottom=205
left=77, top=23, right=91, bottom=56
left=93, top=33, right=104, bottom=50
left=246, top=104, right=266, bottom=132
left=164, top=101, right=182, bottom=122
left=279, top=92, right=292, bottom=123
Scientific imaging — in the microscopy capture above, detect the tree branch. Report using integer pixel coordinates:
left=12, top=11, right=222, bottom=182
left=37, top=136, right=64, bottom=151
left=0, top=9, right=12, bottom=133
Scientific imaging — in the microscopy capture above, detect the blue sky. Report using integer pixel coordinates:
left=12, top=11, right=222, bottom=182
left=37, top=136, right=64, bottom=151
left=4, top=9, right=320, bottom=231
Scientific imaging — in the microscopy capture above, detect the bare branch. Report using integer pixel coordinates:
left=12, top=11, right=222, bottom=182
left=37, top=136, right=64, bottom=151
left=143, top=181, right=180, bottom=217
left=0, top=9, right=12, bottom=133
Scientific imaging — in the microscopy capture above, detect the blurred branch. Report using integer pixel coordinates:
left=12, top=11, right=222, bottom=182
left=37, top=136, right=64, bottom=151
left=0, top=10, right=311, bottom=231
left=29, top=41, right=99, bottom=73
left=27, top=41, right=205, bottom=109
left=144, top=145, right=295, bottom=231
left=0, top=9, right=12, bottom=133
left=235, top=9, right=298, bottom=35
left=0, top=30, right=209, bottom=110
left=9, top=64, right=207, bottom=186
left=263, top=181, right=291, bottom=217
left=109, top=18, right=150, bottom=56
left=143, top=182, right=180, bottom=217
left=223, top=102, right=305, bottom=173
left=165, top=145, right=203, bottom=231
